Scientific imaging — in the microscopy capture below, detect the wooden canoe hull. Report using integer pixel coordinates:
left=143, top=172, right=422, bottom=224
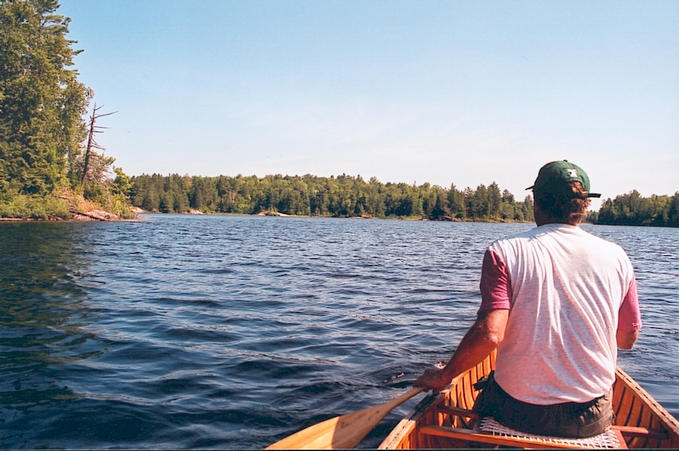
left=379, top=350, right=679, bottom=449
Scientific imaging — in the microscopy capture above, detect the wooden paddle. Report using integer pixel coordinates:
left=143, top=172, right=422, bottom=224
left=266, top=386, right=425, bottom=449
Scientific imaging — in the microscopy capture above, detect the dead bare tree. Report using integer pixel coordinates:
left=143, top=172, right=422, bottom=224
left=82, top=104, right=117, bottom=185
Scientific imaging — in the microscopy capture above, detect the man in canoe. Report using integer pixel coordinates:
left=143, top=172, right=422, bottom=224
left=415, top=160, right=641, bottom=438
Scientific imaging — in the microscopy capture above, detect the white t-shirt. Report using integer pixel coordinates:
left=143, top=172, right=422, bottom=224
left=479, top=223, right=641, bottom=405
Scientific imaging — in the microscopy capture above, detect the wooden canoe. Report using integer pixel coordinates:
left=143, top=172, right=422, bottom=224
left=379, top=350, right=679, bottom=449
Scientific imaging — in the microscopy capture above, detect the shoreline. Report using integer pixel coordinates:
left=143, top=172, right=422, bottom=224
left=0, top=208, right=140, bottom=223
left=1, top=207, right=530, bottom=224
left=134, top=210, right=532, bottom=224
left=3, top=210, right=672, bottom=228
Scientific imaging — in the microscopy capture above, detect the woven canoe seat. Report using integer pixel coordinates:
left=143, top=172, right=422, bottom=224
left=479, top=417, right=623, bottom=449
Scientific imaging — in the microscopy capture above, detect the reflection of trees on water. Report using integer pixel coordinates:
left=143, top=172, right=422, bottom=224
left=0, top=223, right=99, bottom=406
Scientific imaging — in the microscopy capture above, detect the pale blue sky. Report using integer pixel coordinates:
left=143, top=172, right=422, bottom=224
left=58, top=0, right=679, bottom=202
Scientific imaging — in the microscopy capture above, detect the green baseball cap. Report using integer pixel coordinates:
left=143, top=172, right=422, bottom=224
left=526, top=160, right=601, bottom=198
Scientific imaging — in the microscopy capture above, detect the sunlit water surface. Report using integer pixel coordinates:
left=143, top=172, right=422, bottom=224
left=1, top=215, right=677, bottom=448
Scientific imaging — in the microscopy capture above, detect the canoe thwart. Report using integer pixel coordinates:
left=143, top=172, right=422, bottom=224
left=612, top=425, right=669, bottom=440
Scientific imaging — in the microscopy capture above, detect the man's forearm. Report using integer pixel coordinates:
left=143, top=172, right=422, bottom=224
left=415, top=309, right=508, bottom=391
left=617, top=330, right=638, bottom=350
left=441, top=316, right=504, bottom=381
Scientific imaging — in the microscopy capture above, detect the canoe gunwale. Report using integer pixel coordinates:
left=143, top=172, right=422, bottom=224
left=378, top=392, right=440, bottom=449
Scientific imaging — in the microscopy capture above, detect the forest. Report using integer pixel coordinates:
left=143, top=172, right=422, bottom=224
left=127, top=173, right=679, bottom=227
left=0, top=0, right=132, bottom=219
left=1, top=1, right=676, bottom=226
left=589, top=190, right=679, bottom=227
left=128, top=173, right=534, bottom=221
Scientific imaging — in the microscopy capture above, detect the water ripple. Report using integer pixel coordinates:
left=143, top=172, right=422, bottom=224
left=0, top=218, right=676, bottom=448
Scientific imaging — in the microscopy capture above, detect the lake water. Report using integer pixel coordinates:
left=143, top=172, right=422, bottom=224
left=1, top=215, right=677, bottom=448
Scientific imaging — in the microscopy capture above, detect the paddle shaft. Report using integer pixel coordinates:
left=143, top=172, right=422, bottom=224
left=266, top=386, right=425, bottom=449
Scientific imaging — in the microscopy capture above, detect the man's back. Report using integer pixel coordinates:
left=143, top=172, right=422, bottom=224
left=489, top=224, right=637, bottom=404
left=417, top=160, right=641, bottom=438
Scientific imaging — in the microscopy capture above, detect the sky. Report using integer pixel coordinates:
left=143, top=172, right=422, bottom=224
left=58, top=0, right=679, bottom=204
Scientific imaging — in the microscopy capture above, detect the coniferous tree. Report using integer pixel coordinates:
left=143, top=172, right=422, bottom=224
left=0, top=0, right=89, bottom=194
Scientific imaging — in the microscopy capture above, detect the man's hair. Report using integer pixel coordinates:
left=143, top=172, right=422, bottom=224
left=534, top=181, right=590, bottom=223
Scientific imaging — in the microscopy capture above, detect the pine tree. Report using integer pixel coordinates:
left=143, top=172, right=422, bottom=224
left=0, top=0, right=90, bottom=195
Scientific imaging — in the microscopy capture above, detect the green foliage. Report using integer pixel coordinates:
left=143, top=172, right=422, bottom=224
left=82, top=172, right=136, bottom=219
left=112, top=167, right=132, bottom=197
left=596, top=191, right=679, bottom=227
left=0, top=192, right=69, bottom=219
left=0, top=0, right=89, bottom=194
left=0, top=1, right=133, bottom=220
left=129, top=173, right=536, bottom=222
left=83, top=179, right=106, bottom=203
left=104, top=192, right=136, bottom=219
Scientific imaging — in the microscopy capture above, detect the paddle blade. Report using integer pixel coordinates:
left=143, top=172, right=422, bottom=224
left=266, top=415, right=342, bottom=450
left=266, top=387, right=424, bottom=450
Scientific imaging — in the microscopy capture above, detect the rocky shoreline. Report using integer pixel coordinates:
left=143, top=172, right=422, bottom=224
left=0, top=206, right=141, bottom=222
left=68, top=209, right=123, bottom=221
left=0, top=211, right=129, bottom=222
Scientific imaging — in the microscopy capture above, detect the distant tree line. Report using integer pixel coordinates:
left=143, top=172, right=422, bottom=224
left=128, top=173, right=535, bottom=222
left=589, top=190, right=679, bottom=227
left=128, top=173, right=679, bottom=227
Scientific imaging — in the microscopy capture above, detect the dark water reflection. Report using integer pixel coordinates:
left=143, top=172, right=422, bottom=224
left=0, top=216, right=677, bottom=448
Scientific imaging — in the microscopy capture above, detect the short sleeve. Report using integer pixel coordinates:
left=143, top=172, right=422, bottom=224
left=478, top=248, right=512, bottom=314
left=617, top=275, right=642, bottom=332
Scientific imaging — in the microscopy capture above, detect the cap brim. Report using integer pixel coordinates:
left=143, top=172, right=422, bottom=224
left=526, top=186, right=601, bottom=198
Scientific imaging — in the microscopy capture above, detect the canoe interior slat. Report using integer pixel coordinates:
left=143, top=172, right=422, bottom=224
left=627, top=407, right=651, bottom=448
left=617, top=386, right=635, bottom=426
left=626, top=395, right=645, bottom=448
left=630, top=399, right=654, bottom=448
left=474, top=361, right=483, bottom=388
left=612, top=380, right=625, bottom=424
left=456, top=377, right=466, bottom=410
left=461, top=373, right=475, bottom=410
left=650, top=416, right=664, bottom=448
left=612, top=379, right=624, bottom=417
left=628, top=391, right=645, bottom=427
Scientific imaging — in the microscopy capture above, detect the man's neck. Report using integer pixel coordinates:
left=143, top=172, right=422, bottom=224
left=536, top=219, right=580, bottom=227
left=534, top=208, right=581, bottom=227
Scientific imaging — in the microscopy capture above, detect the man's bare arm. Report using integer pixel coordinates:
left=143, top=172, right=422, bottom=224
left=416, top=309, right=509, bottom=391
left=617, top=330, right=638, bottom=350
